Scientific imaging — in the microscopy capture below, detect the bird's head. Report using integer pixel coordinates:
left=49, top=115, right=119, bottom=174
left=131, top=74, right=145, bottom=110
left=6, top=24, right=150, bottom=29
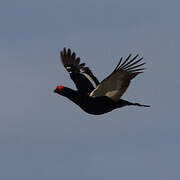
left=54, top=85, right=65, bottom=95
left=54, top=85, right=76, bottom=99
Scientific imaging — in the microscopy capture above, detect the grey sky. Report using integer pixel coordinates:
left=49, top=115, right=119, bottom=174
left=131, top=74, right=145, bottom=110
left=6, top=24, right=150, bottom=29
left=1, top=0, right=180, bottom=179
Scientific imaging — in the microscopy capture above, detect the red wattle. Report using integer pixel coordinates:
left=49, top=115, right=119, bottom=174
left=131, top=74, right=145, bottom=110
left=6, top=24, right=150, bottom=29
left=56, top=85, right=64, bottom=90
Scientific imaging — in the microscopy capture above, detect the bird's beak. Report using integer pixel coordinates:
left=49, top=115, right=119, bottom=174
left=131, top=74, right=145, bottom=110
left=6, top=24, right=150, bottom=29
left=54, top=89, right=59, bottom=93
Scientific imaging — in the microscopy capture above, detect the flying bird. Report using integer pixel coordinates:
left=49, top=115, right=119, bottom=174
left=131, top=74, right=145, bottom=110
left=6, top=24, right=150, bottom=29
left=54, top=48, right=150, bottom=115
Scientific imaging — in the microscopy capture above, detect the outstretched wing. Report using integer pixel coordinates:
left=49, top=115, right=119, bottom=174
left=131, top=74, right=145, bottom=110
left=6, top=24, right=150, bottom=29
left=60, top=48, right=99, bottom=94
left=89, top=54, right=146, bottom=101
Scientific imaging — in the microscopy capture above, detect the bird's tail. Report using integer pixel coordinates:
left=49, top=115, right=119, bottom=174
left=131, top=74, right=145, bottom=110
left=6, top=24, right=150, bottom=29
left=131, top=102, right=150, bottom=107
left=117, top=99, right=150, bottom=108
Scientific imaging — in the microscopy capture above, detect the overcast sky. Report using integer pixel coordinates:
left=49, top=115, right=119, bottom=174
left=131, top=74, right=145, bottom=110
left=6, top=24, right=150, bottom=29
left=1, top=0, right=180, bottom=179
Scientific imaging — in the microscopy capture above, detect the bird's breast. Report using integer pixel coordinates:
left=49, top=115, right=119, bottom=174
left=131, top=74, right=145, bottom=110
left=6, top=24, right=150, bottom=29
left=78, top=96, right=116, bottom=115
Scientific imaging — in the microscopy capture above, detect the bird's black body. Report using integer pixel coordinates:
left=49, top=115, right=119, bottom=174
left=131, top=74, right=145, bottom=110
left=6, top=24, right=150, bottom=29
left=54, top=87, right=144, bottom=115
left=54, top=48, right=150, bottom=115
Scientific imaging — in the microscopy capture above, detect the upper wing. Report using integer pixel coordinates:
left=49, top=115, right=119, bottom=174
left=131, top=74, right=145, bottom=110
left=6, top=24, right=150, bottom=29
left=89, top=54, right=146, bottom=101
left=60, top=48, right=99, bottom=94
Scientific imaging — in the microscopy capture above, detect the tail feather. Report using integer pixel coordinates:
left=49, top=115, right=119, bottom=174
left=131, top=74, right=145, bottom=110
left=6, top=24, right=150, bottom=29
left=132, top=103, right=150, bottom=107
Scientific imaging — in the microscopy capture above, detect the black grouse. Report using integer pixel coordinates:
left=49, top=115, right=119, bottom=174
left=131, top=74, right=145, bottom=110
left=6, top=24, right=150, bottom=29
left=54, top=48, right=150, bottom=115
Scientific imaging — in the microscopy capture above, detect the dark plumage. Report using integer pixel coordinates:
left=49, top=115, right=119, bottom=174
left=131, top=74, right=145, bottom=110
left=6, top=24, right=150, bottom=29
left=54, top=48, right=150, bottom=115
